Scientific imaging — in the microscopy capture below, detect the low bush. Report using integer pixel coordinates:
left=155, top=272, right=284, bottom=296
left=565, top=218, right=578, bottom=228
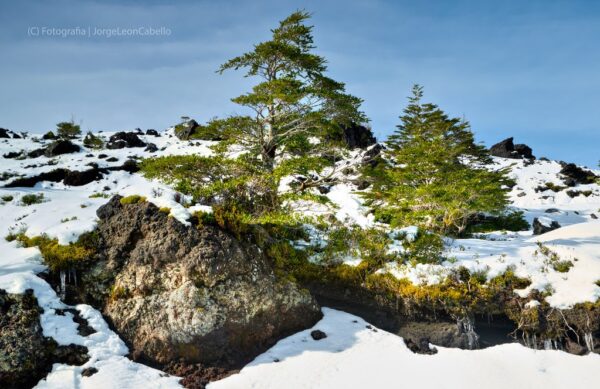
left=20, top=193, right=44, bottom=206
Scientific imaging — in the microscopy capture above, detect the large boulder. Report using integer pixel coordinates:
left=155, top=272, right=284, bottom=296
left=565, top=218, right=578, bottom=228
left=0, top=289, right=88, bottom=388
left=44, top=140, right=81, bottom=157
left=78, top=196, right=321, bottom=371
left=489, top=137, right=535, bottom=159
left=106, top=132, right=146, bottom=149
left=0, top=128, right=10, bottom=138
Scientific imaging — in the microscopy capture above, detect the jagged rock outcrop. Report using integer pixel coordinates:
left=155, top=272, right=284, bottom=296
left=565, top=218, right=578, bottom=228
left=0, top=128, right=10, bottom=138
left=76, top=196, right=321, bottom=373
left=489, top=137, right=535, bottom=159
left=0, top=289, right=89, bottom=388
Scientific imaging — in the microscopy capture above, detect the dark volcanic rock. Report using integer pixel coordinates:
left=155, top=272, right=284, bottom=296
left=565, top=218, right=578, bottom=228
left=3, top=151, right=22, bottom=159
left=403, top=337, right=438, bottom=355
left=310, top=330, right=327, bottom=340
left=0, top=128, right=10, bottom=138
left=76, top=196, right=321, bottom=375
left=342, top=123, right=376, bottom=149
left=532, top=217, right=561, bottom=235
left=559, top=163, right=597, bottom=186
left=45, top=140, right=81, bottom=157
left=144, top=143, right=158, bottom=153
left=146, top=129, right=159, bottom=136
left=0, top=289, right=89, bottom=389
left=174, top=120, right=199, bottom=140
left=106, top=132, right=146, bottom=149
left=81, top=367, right=99, bottom=377
left=398, top=321, right=479, bottom=350
left=63, top=168, right=104, bottom=186
left=489, top=137, right=535, bottom=159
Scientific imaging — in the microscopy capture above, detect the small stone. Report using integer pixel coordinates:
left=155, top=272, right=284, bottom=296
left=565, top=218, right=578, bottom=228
left=311, top=329, right=327, bottom=340
left=82, top=367, right=98, bottom=377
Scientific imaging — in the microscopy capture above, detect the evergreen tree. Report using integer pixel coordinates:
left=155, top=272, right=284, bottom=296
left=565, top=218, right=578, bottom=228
left=210, top=10, right=366, bottom=177
left=365, top=85, right=511, bottom=236
left=56, top=120, right=81, bottom=139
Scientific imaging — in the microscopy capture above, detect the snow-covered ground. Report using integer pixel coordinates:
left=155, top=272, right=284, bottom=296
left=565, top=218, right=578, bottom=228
left=210, top=307, right=600, bottom=389
left=1, top=131, right=600, bottom=388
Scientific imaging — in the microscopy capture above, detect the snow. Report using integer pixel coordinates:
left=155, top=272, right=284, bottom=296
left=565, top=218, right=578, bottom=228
left=209, top=308, right=600, bottom=389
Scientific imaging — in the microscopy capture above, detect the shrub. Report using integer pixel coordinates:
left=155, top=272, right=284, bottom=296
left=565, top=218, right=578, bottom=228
left=466, top=210, right=530, bottom=234
left=13, top=231, right=97, bottom=271
left=83, top=131, right=104, bottom=149
left=56, top=121, right=81, bottom=139
left=403, top=230, right=444, bottom=265
left=20, top=193, right=44, bottom=206
left=119, top=195, right=146, bottom=205
left=1, top=195, right=14, bottom=202
left=553, top=260, right=574, bottom=273
left=89, top=192, right=110, bottom=199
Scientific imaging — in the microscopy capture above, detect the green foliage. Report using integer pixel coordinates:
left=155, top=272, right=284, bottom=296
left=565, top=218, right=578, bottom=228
left=140, top=154, right=278, bottom=216
left=466, top=210, right=530, bottom=234
left=213, top=10, right=366, bottom=172
left=83, top=131, right=104, bottom=149
left=13, top=231, right=97, bottom=271
left=363, top=85, right=511, bottom=236
left=119, top=195, right=146, bottom=205
left=20, top=193, right=44, bottom=206
left=89, top=192, right=110, bottom=199
left=553, top=260, right=574, bottom=273
left=403, top=230, right=444, bottom=265
left=56, top=120, right=81, bottom=139
left=1, top=195, right=14, bottom=202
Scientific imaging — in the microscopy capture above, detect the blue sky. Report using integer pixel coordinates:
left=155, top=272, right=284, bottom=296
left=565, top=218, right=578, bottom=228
left=0, top=0, right=598, bottom=167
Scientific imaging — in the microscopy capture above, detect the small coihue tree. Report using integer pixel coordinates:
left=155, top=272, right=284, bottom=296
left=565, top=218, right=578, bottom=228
left=364, top=85, right=512, bottom=236
left=56, top=120, right=81, bottom=139
left=210, top=10, right=366, bottom=177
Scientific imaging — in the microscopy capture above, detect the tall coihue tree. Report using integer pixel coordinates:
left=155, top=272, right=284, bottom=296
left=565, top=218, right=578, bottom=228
left=210, top=10, right=366, bottom=174
left=364, top=85, right=511, bottom=235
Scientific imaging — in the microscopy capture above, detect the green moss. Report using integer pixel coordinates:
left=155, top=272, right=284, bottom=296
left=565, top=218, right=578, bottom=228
left=119, top=195, right=147, bottom=205
left=159, top=207, right=171, bottom=214
left=20, top=193, right=44, bottom=206
left=14, top=231, right=97, bottom=271
left=1, top=195, right=14, bottom=202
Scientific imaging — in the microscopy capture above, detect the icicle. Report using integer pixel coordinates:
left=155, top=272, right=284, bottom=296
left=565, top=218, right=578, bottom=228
left=584, top=332, right=594, bottom=352
left=543, top=339, right=552, bottom=350
left=457, top=317, right=480, bottom=349
left=60, top=270, right=66, bottom=300
left=73, top=269, right=77, bottom=287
